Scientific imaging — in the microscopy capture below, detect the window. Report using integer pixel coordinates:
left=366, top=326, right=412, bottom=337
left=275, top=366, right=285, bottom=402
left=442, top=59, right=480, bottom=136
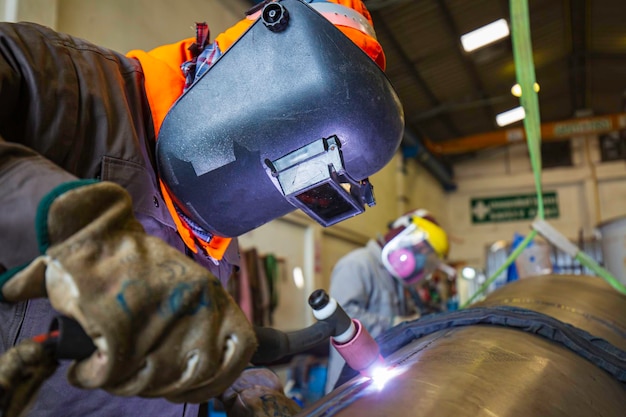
left=599, top=131, right=626, bottom=162
left=484, top=237, right=603, bottom=283
left=541, top=140, right=572, bottom=168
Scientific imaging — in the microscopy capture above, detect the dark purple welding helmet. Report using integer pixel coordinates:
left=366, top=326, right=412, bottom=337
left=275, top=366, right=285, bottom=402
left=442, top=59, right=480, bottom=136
left=156, top=0, right=404, bottom=237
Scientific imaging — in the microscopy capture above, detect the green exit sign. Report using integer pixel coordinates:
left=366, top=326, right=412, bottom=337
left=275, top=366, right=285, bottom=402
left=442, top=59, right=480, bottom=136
left=471, top=192, right=559, bottom=224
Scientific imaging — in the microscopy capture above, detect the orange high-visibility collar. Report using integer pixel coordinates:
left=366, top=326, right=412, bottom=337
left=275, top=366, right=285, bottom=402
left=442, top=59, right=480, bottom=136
left=127, top=41, right=232, bottom=260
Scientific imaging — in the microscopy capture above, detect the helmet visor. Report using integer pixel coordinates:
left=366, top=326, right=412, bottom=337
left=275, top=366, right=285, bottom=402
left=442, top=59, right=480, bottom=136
left=381, top=223, right=440, bottom=285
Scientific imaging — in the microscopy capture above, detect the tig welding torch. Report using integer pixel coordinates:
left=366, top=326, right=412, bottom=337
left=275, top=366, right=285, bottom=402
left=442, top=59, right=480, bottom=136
left=32, top=315, right=96, bottom=361
left=250, top=289, right=385, bottom=377
left=34, top=289, right=385, bottom=378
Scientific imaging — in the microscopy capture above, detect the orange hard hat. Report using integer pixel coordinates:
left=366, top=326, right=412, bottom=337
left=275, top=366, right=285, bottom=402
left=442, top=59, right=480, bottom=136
left=215, top=0, right=386, bottom=70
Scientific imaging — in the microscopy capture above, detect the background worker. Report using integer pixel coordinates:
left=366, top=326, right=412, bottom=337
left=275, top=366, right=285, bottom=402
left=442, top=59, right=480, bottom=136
left=0, top=0, right=402, bottom=416
left=324, top=209, right=450, bottom=394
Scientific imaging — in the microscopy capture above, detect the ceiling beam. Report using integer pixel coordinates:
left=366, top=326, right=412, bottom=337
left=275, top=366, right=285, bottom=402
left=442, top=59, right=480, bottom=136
left=413, top=95, right=511, bottom=121
left=371, top=10, right=462, bottom=138
left=363, top=0, right=412, bottom=11
left=435, top=0, right=496, bottom=122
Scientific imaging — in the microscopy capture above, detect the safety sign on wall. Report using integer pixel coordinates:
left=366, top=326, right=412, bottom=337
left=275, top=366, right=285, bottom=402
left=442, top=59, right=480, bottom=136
left=470, top=192, right=559, bottom=224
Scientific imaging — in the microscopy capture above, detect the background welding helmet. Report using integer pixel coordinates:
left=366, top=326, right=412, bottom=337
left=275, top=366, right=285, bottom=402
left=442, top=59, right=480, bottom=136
left=156, top=0, right=404, bottom=237
left=381, top=211, right=449, bottom=286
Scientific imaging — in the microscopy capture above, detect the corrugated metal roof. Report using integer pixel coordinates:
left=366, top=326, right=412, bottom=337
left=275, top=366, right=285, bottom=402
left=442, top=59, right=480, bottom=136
left=364, top=0, right=626, bottom=158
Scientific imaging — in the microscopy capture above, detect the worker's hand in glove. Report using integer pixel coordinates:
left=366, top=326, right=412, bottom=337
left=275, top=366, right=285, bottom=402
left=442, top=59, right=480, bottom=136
left=0, top=339, right=58, bottom=417
left=219, top=367, right=302, bottom=417
left=0, top=180, right=257, bottom=403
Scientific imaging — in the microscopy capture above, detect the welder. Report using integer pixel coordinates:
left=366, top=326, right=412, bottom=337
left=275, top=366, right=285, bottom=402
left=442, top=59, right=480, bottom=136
left=0, top=0, right=403, bottom=416
left=325, top=209, right=450, bottom=393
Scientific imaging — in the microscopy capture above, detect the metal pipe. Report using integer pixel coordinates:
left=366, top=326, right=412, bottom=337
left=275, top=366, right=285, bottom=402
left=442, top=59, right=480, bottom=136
left=402, top=129, right=457, bottom=191
left=300, top=275, right=626, bottom=417
left=423, top=112, right=626, bottom=156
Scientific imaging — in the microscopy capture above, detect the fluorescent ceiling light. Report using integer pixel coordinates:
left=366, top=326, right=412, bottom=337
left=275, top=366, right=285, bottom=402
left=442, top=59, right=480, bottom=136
left=496, top=106, right=525, bottom=127
left=461, top=18, right=510, bottom=52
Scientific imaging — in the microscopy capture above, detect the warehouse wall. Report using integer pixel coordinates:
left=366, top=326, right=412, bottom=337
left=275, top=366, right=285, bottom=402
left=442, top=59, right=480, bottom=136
left=56, top=0, right=251, bottom=53
left=1, top=0, right=249, bottom=52
left=1, top=0, right=57, bottom=26
left=447, top=133, right=626, bottom=269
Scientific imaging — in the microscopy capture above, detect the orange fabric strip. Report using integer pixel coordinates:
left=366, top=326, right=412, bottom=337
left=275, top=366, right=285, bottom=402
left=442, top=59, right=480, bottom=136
left=214, top=18, right=254, bottom=52
left=159, top=180, right=199, bottom=254
left=126, top=41, right=232, bottom=260
left=126, top=39, right=195, bottom=136
left=159, top=180, right=232, bottom=260
left=202, top=234, right=232, bottom=261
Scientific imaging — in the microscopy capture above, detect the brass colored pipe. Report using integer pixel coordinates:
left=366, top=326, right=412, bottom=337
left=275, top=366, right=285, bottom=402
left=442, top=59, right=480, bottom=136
left=302, top=275, right=626, bottom=417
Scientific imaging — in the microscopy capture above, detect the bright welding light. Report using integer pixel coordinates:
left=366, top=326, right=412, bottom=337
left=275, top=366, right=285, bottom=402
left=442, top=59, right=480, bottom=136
left=368, top=365, right=398, bottom=390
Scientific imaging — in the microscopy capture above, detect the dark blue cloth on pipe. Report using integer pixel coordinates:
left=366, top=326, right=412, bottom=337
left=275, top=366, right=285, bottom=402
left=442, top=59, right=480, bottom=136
left=335, top=306, right=626, bottom=388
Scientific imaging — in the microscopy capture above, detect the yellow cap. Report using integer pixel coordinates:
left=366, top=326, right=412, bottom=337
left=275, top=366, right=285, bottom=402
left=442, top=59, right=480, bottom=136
left=411, top=216, right=449, bottom=259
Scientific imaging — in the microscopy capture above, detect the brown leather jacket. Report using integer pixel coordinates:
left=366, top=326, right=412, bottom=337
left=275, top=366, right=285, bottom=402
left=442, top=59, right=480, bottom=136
left=0, top=22, right=237, bottom=417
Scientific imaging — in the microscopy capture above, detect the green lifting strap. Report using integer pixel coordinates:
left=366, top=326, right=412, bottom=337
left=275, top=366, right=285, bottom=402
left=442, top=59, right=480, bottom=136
left=461, top=0, right=540, bottom=309
left=461, top=0, right=626, bottom=308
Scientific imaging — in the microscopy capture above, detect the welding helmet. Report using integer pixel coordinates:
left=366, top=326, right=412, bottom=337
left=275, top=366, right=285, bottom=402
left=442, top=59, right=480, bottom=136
left=156, top=0, right=404, bottom=237
left=381, top=210, right=449, bottom=286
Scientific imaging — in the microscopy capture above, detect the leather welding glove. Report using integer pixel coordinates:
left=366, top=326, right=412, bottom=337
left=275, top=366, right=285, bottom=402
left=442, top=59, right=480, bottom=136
left=219, top=367, right=302, bottom=417
left=0, top=180, right=257, bottom=403
left=0, top=339, right=58, bottom=417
